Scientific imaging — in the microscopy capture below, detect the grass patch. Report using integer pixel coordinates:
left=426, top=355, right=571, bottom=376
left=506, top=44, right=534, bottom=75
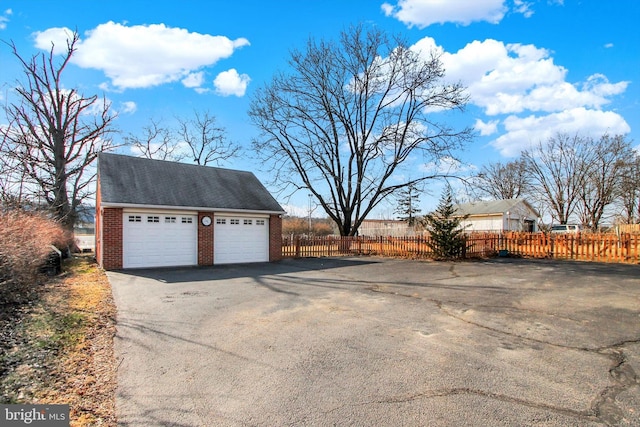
left=0, top=256, right=117, bottom=426
left=31, top=311, right=86, bottom=350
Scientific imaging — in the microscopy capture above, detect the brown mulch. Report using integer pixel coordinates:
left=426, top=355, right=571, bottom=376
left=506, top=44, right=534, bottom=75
left=0, top=257, right=117, bottom=426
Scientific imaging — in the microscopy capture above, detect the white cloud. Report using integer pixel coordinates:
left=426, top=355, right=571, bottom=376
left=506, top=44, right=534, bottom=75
left=513, top=0, right=534, bottom=18
left=582, top=73, right=628, bottom=98
left=213, top=68, right=251, bottom=97
left=491, top=108, right=631, bottom=157
left=409, top=36, right=630, bottom=158
left=382, top=0, right=546, bottom=28
left=474, top=118, right=498, bottom=136
left=420, top=156, right=472, bottom=175
left=34, top=27, right=75, bottom=53
left=0, top=8, right=11, bottom=30
left=604, top=43, right=614, bottom=49
left=382, top=0, right=507, bottom=28
left=182, top=72, right=205, bottom=88
left=33, top=22, right=250, bottom=90
left=437, top=40, right=574, bottom=115
left=120, top=101, right=137, bottom=114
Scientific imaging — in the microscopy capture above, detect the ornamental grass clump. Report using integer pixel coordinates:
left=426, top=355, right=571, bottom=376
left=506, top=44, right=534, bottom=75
left=0, top=210, right=70, bottom=288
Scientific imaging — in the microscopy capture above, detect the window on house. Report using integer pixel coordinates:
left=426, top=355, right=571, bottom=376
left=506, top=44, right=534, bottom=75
left=165, top=216, right=176, bottom=223
left=181, top=217, right=193, bottom=224
left=244, top=219, right=252, bottom=225
left=128, top=215, right=142, bottom=222
left=256, top=219, right=265, bottom=226
left=216, top=218, right=226, bottom=225
left=230, top=219, right=240, bottom=225
left=147, top=216, right=159, bottom=223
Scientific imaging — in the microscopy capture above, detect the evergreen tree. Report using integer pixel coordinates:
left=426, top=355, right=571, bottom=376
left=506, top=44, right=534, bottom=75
left=422, top=187, right=468, bottom=259
left=394, top=182, right=422, bottom=226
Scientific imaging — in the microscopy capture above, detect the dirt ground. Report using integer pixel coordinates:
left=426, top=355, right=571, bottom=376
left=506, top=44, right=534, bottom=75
left=0, top=257, right=117, bottom=426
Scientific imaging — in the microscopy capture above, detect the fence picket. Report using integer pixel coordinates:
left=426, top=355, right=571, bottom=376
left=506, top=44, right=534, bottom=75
left=281, top=232, right=640, bottom=264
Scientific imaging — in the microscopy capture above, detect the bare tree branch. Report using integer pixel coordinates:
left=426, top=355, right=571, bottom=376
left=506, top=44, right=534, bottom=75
left=618, top=153, right=640, bottom=224
left=249, top=24, right=473, bottom=235
left=472, top=159, right=531, bottom=200
left=0, top=32, right=117, bottom=229
left=522, top=133, right=594, bottom=226
left=177, top=110, right=240, bottom=166
left=575, top=134, right=635, bottom=230
left=124, top=118, right=183, bottom=161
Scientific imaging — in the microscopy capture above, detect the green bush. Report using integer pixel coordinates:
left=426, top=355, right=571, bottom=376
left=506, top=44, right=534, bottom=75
left=422, top=188, right=469, bottom=260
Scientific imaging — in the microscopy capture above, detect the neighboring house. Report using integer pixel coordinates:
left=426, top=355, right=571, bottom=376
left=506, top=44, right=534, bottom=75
left=96, top=153, right=285, bottom=269
left=453, top=199, right=540, bottom=233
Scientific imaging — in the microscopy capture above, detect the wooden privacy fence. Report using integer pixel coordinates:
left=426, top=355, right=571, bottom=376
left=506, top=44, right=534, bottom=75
left=497, top=232, right=640, bottom=263
left=281, top=233, right=640, bottom=264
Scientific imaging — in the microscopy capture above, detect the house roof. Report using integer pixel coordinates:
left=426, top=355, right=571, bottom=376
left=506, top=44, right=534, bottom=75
left=98, top=153, right=285, bottom=213
left=453, top=198, right=540, bottom=218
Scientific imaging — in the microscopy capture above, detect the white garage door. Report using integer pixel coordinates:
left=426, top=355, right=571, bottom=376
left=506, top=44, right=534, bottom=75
left=214, top=216, right=269, bottom=264
left=123, top=212, right=197, bottom=268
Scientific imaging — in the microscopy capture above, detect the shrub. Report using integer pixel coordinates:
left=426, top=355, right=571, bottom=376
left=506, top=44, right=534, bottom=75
left=0, top=210, right=71, bottom=286
left=421, top=187, right=469, bottom=260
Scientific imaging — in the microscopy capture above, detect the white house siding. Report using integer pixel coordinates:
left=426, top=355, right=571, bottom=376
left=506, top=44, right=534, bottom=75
left=460, top=216, right=504, bottom=232
left=454, top=199, right=540, bottom=233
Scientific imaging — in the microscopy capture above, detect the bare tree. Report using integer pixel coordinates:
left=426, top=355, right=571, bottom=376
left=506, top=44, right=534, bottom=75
left=521, top=133, right=593, bottom=225
left=472, top=159, right=530, bottom=200
left=0, top=130, right=28, bottom=208
left=1, top=32, right=116, bottom=230
left=124, top=118, right=183, bottom=161
left=576, top=134, right=634, bottom=230
left=177, top=110, right=240, bottom=166
left=618, top=153, right=640, bottom=224
left=249, top=25, right=472, bottom=236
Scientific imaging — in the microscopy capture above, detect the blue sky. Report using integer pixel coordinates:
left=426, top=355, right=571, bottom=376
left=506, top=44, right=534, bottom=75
left=1, top=0, right=638, bottom=218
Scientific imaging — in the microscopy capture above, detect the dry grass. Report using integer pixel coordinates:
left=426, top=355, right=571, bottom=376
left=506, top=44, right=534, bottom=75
left=0, top=211, right=71, bottom=285
left=0, top=256, right=117, bottom=426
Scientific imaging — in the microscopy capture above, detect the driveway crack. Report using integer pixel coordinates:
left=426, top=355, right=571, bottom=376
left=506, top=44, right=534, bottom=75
left=323, top=387, right=599, bottom=423
left=365, top=285, right=640, bottom=426
left=591, top=348, right=640, bottom=426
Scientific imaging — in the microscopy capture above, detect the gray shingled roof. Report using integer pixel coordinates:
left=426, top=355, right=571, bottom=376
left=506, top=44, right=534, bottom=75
left=453, top=199, right=540, bottom=217
left=98, top=153, right=284, bottom=213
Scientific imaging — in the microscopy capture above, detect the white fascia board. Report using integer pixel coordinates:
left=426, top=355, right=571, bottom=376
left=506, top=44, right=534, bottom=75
left=100, top=202, right=285, bottom=215
left=458, top=213, right=504, bottom=218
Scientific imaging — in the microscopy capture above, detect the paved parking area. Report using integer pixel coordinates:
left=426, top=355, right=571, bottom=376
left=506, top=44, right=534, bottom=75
left=108, top=257, right=640, bottom=426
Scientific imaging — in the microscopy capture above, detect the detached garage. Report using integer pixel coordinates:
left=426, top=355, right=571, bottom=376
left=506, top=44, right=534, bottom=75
left=96, top=153, right=285, bottom=270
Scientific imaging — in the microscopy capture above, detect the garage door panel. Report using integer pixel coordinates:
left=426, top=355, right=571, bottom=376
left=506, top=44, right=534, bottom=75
left=123, top=213, right=197, bottom=268
left=214, top=216, right=269, bottom=264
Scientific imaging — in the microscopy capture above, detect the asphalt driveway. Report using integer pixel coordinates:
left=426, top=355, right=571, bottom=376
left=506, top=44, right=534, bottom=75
left=108, top=257, right=640, bottom=426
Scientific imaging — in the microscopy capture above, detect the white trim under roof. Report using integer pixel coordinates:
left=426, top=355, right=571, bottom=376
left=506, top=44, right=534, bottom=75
left=100, top=201, right=285, bottom=215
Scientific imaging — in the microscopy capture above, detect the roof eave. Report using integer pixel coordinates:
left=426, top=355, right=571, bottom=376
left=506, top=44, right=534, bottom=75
left=99, top=202, right=286, bottom=215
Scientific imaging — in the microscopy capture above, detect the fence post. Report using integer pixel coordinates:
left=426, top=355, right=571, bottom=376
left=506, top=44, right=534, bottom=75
left=295, top=236, right=301, bottom=258
left=462, top=235, right=467, bottom=259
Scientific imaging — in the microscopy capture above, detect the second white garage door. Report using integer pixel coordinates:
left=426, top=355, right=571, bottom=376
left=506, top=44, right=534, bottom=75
left=214, top=216, right=269, bottom=264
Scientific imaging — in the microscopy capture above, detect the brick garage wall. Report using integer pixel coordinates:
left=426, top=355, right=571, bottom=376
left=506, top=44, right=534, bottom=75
left=198, top=213, right=214, bottom=266
left=95, top=179, right=103, bottom=266
left=102, top=208, right=123, bottom=270
left=269, top=214, right=282, bottom=262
